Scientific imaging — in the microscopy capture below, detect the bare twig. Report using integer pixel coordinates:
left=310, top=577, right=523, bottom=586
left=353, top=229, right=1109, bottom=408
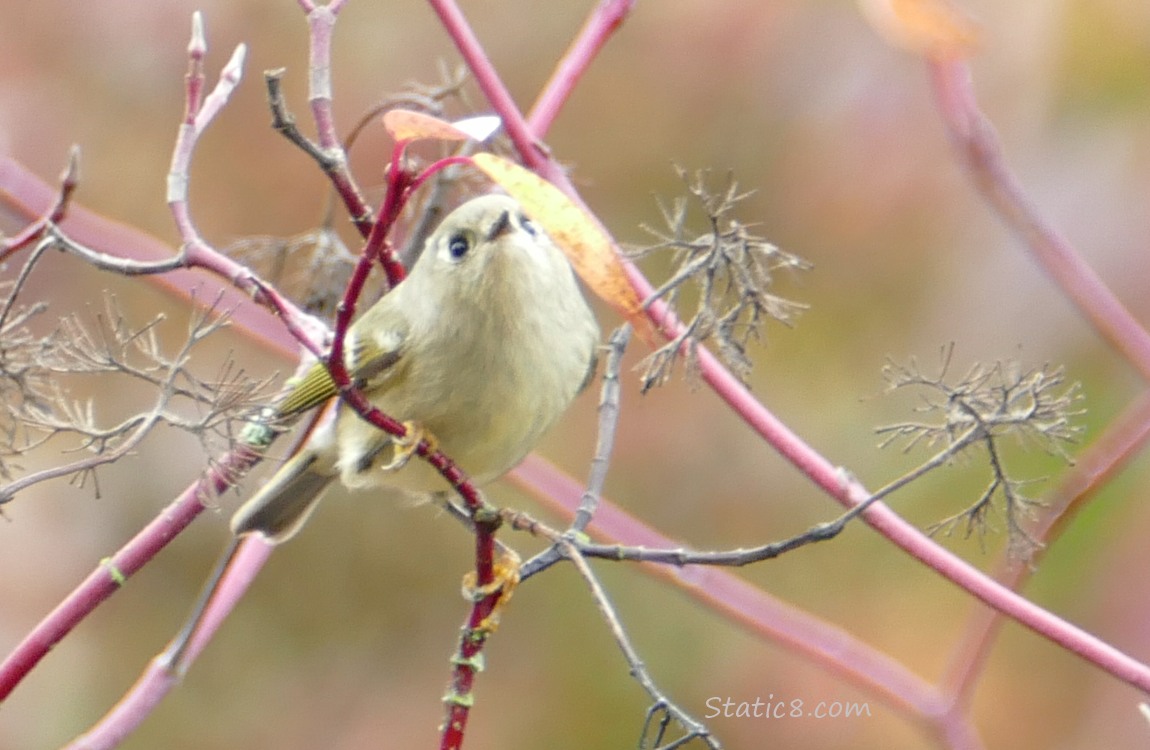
left=559, top=535, right=720, bottom=749
left=573, top=324, right=629, bottom=533
left=518, top=423, right=961, bottom=576
left=635, top=168, right=809, bottom=390
left=0, top=294, right=271, bottom=505
left=0, top=146, right=79, bottom=262
left=433, top=0, right=1150, bottom=700
left=519, top=324, right=625, bottom=579
left=505, top=511, right=719, bottom=749
left=38, top=226, right=186, bottom=276
left=264, top=69, right=375, bottom=236
left=0, top=233, right=51, bottom=337
left=879, top=350, right=1083, bottom=555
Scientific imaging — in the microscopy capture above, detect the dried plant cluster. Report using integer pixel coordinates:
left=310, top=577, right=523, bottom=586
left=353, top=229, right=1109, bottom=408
left=633, top=168, right=811, bottom=391
left=227, top=228, right=358, bottom=318
left=4, top=3, right=1145, bottom=749
left=0, top=286, right=50, bottom=486
left=877, top=349, right=1084, bottom=555
left=0, top=277, right=271, bottom=507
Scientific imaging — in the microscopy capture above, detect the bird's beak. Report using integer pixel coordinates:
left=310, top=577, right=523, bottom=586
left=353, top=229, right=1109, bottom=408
left=486, top=209, right=513, bottom=241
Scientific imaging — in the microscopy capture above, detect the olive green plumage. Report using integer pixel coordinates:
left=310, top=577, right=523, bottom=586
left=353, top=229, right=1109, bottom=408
left=232, top=195, right=600, bottom=542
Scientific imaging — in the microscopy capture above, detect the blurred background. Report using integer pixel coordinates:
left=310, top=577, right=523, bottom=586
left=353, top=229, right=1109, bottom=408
left=2, top=1, right=1150, bottom=748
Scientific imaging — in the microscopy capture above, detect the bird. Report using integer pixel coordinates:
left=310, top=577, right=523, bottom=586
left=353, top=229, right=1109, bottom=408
left=230, top=194, right=601, bottom=542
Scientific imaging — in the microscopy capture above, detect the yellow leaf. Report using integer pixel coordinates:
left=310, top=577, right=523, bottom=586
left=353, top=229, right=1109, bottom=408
left=382, top=109, right=474, bottom=142
left=472, top=153, right=645, bottom=328
left=858, top=0, right=979, bottom=57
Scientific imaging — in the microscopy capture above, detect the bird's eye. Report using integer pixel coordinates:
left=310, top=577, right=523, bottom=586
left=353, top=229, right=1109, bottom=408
left=447, top=231, right=472, bottom=260
left=519, top=214, right=538, bottom=236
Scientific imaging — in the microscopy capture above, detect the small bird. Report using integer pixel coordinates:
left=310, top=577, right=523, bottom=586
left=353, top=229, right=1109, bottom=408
left=231, top=194, right=601, bottom=542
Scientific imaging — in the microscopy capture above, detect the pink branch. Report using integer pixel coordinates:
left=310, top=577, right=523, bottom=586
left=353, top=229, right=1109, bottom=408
left=512, top=456, right=944, bottom=713
left=181, top=13, right=207, bottom=122
left=527, top=0, right=636, bottom=135
left=305, top=4, right=341, bottom=152
left=929, top=57, right=1150, bottom=380
left=167, top=14, right=247, bottom=238
left=0, top=445, right=262, bottom=701
left=942, top=389, right=1150, bottom=700
left=433, top=5, right=1150, bottom=696
left=59, top=536, right=273, bottom=750
left=163, top=16, right=325, bottom=353
left=265, top=2, right=375, bottom=234
left=0, top=146, right=78, bottom=261
left=426, top=0, right=542, bottom=164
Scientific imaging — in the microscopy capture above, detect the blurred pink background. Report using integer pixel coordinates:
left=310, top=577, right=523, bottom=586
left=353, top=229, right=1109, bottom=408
left=2, top=2, right=1150, bottom=748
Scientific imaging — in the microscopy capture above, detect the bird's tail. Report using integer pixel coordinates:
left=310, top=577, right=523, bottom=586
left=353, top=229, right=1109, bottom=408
left=231, top=450, right=334, bottom=543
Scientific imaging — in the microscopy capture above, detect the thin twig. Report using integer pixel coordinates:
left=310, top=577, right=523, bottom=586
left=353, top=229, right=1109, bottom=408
left=572, top=325, right=630, bottom=532
left=519, top=431, right=964, bottom=578
left=507, top=511, right=719, bottom=749
left=265, top=69, right=340, bottom=170
left=521, top=324, right=627, bottom=578
left=0, top=232, right=52, bottom=335
left=264, top=69, right=375, bottom=235
left=561, top=537, right=720, bottom=749
left=39, top=227, right=187, bottom=276
left=0, top=146, right=79, bottom=262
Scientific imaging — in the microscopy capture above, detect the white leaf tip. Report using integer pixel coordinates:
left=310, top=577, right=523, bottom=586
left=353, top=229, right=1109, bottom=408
left=452, top=115, right=502, bottom=142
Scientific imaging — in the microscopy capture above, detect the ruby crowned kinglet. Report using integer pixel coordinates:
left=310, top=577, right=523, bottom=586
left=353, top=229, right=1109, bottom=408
left=232, top=194, right=601, bottom=542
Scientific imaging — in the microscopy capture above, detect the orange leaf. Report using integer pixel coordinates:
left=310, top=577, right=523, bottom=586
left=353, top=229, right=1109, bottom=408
left=382, top=109, right=476, bottom=142
left=858, top=0, right=979, bottom=57
left=472, top=152, right=645, bottom=329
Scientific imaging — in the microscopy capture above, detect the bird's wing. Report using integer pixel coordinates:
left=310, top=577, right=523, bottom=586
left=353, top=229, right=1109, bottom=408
left=276, top=315, right=408, bottom=419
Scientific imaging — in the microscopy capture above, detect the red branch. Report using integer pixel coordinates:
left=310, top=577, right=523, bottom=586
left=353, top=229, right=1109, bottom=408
left=0, top=444, right=263, bottom=701
left=0, top=148, right=78, bottom=262
left=427, top=3, right=639, bottom=748
left=435, top=0, right=1150, bottom=717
